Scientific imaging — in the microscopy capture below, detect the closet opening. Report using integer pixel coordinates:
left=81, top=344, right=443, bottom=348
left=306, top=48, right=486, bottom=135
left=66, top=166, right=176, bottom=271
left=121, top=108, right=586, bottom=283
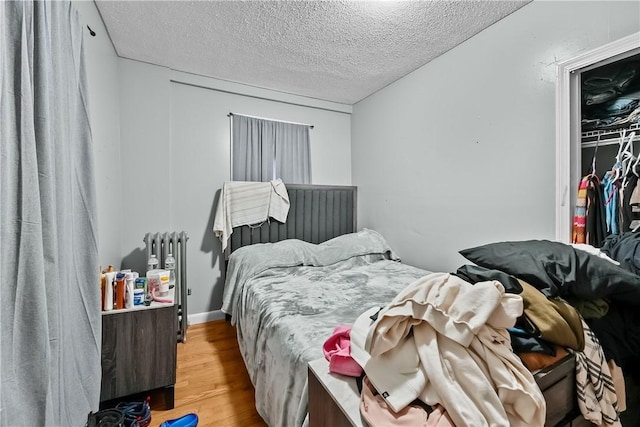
left=578, top=54, right=640, bottom=246
left=555, top=33, right=640, bottom=244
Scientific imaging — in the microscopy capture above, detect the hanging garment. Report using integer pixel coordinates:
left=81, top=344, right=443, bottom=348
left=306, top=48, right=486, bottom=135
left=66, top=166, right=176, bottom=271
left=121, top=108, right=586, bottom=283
left=630, top=178, right=640, bottom=206
left=212, top=179, right=290, bottom=251
left=573, top=176, right=589, bottom=244
left=586, top=175, right=608, bottom=247
left=629, top=179, right=640, bottom=230
left=603, top=171, right=620, bottom=236
left=620, top=172, right=640, bottom=232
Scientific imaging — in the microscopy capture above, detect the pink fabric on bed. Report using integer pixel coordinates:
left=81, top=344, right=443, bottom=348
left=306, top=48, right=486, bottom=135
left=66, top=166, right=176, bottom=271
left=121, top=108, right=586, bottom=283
left=323, top=325, right=363, bottom=377
left=359, top=376, right=456, bottom=427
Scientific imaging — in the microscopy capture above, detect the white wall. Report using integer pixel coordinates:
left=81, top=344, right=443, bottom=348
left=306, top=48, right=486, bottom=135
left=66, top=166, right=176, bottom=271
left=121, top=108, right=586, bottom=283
left=117, top=63, right=352, bottom=319
left=74, top=1, right=122, bottom=266
left=118, top=59, right=172, bottom=272
left=351, top=1, right=640, bottom=273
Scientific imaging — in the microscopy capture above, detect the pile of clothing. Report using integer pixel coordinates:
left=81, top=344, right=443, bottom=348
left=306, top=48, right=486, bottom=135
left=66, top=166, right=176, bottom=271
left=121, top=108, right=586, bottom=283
left=582, top=60, right=640, bottom=131
left=322, top=239, right=640, bottom=426
left=325, top=272, right=545, bottom=426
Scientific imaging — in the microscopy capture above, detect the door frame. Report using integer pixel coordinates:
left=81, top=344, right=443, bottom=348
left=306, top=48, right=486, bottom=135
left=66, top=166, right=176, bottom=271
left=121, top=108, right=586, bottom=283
left=555, top=32, right=640, bottom=243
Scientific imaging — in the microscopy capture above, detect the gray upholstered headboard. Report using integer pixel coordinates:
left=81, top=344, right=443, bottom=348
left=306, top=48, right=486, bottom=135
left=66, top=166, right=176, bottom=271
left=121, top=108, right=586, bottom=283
left=228, top=184, right=357, bottom=254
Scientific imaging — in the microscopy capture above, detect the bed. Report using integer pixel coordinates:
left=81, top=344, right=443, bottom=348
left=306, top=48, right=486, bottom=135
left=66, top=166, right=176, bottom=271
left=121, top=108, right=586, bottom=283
left=223, top=228, right=431, bottom=426
left=220, top=184, right=623, bottom=427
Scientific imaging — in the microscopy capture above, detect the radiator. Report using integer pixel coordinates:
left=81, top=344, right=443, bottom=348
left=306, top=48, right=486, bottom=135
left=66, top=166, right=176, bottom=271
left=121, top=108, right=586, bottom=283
left=143, top=231, right=189, bottom=343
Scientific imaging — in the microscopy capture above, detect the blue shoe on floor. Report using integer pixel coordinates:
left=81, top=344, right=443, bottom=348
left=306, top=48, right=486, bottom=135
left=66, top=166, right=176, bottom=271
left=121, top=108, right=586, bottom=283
left=160, top=413, right=198, bottom=427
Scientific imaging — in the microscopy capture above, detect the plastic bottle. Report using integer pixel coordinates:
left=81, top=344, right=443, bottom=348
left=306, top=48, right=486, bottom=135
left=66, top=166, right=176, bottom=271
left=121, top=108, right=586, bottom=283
left=165, top=253, right=176, bottom=290
left=147, top=253, right=159, bottom=271
left=125, top=272, right=135, bottom=309
left=104, top=271, right=115, bottom=311
left=100, top=273, right=106, bottom=310
left=115, top=272, right=126, bottom=310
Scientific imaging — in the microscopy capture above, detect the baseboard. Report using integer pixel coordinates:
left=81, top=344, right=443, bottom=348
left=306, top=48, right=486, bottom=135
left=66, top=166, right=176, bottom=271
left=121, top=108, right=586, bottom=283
left=188, top=310, right=226, bottom=325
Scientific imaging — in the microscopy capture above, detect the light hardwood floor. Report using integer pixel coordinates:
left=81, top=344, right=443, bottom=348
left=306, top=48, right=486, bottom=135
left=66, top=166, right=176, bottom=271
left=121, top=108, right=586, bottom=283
left=149, top=320, right=267, bottom=427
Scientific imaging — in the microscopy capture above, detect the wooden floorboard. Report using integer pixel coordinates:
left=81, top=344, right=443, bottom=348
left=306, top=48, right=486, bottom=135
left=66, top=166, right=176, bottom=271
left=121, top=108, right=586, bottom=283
left=149, top=320, right=267, bottom=427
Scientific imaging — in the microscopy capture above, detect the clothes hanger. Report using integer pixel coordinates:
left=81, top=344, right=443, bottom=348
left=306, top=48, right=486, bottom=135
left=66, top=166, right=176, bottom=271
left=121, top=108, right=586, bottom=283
left=615, top=129, right=627, bottom=164
left=611, top=129, right=628, bottom=183
left=633, top=134, right=640, bottom=177
left=590, top=133, right=601, bottom=178
left=621, top=131, right=635, bottom=160
left=621, top=132, right=636, bottom=188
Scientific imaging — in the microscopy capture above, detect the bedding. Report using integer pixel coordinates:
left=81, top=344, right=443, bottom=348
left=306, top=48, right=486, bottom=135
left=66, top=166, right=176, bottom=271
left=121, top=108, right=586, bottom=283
left=460, top=239, right=640, bottom=424
left=222, top=229, right=430, bottom=427
left=213, top=179, right=290, bottom=251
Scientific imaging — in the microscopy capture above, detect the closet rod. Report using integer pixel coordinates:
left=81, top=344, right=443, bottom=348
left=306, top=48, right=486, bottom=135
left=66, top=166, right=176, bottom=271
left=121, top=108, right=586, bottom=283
left=228, top=112, right=314, bottom=129
left=582, top=139, right=626, bottom=148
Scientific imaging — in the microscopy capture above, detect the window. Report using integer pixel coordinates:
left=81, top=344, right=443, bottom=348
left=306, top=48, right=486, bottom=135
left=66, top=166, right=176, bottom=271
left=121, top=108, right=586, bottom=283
left=231, top=114, right=311, bottom=184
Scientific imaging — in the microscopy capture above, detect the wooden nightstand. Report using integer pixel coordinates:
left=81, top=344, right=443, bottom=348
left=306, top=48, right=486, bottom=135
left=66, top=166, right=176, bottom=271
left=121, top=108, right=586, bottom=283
left=100, top=294, right=177, bottom=408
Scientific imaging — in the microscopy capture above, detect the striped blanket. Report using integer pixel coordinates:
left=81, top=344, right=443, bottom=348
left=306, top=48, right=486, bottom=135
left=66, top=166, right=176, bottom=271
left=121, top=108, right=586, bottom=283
left=213, top=179, right=290, bottom=251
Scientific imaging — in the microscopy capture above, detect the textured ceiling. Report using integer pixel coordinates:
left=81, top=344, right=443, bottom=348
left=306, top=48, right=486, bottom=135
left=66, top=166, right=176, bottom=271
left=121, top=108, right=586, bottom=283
left=96, top=0, right=530, bottom=105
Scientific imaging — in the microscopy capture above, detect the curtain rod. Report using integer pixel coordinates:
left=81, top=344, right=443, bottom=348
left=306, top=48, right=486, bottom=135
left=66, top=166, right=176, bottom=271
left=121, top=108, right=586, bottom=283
left=228, top=112, right=314, bottom=129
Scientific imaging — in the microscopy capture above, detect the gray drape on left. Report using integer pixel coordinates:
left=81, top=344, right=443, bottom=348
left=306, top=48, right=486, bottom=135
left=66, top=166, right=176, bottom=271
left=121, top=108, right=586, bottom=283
left=0, top=2, right=101, bottom=425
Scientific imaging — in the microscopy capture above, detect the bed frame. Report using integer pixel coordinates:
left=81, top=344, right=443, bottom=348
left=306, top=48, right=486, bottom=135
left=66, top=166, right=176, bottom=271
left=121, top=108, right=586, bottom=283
left=227, top=184, right=357, bottom=255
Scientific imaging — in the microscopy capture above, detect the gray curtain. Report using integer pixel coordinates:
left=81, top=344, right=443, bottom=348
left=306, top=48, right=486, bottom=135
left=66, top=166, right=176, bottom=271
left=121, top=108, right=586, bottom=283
left=232, top=114, right=275, bottom=182
left=274, top=121, right=311, bottom=184
left=232, top=114, right=311, bottom=184
left=0, top=2, right=101, bottom=426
